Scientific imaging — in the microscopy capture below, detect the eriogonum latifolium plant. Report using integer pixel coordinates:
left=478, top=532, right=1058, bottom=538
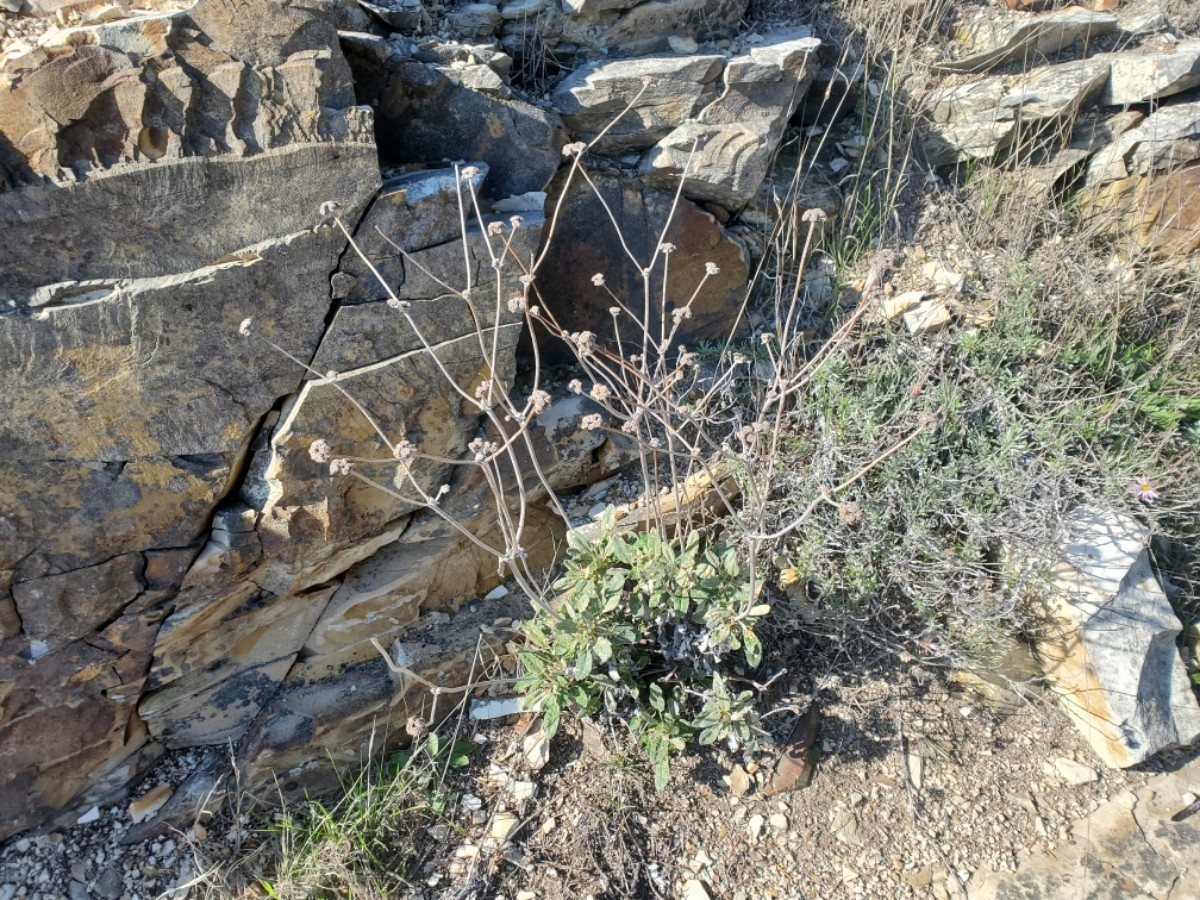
left=514, top=507, right=769, bottom=789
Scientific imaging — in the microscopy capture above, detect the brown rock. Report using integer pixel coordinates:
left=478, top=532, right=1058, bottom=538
left=0, top=609, right=161, bottom=841
left=532, top=172, right=750, bottom=363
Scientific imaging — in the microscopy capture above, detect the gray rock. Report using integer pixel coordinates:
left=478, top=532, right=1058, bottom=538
left=1085, top=100, right=1200, bottom=186
left=445, top=2, right=502, bottom=39
left=1100, top=38, right=1200, bottom=106
left=1036, top=507, right=1200, bottom=768
left=922, top=58, right=1109, bottom=166
left=560, top=0, right=746, bottom=56
left=642, top=29, right=821, bottom=207
left=938, top=8, right=1117, bottom=74
left=500, top=0, right=546, bottom=19
left=358, top=56, right=565, bottom=200
left=552, top=53, right=725, bottom=152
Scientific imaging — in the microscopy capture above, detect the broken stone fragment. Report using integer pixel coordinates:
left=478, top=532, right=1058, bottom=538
left=641, top=29, right=821, bottom=207
left=1036, top=506, right=1200, bottom=768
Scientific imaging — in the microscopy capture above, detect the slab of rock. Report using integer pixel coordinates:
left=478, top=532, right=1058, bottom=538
left=236, top=593, right=532, bottom=801
left=641, top=29, right=821, bottom=207
left=445, top=2, right=502, bottom=39
left=1101, top=38, right=1200, bottom=106
left=1085, top=100, right=1200, bottom=187
left=1078, top=102, right=1200, bottom=257
left=551, top=53, right=725, bottom=152
left=939, top=7, right=1117, bottom=74
left=967, top=754, right=1200, bottom=899
left=0, top=609, right=162, bottom=841
left=355, top=54, right=565, bottom=200
left=1036, top=507, right=1200, bottom=768
left=532, top=172, right=750, bottom=363
left=0, top=0, right=382, bottom=839
left=923, top=57, right=1109, bottom=166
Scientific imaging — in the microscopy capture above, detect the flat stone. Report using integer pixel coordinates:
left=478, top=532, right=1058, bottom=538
left=642, top=29, right=821, bottom=207
left=939, top=8, right=1117, bottom=74
left=1101, top=39, right=1200, bottom=106
left=560, top=0, right=747, bottom=57
left=552, top=53, right=725, bottom=152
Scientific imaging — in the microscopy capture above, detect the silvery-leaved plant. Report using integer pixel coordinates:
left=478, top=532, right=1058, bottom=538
left=515, top=507, right=769, bottom=790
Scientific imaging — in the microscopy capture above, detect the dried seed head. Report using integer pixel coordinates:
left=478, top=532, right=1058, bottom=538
left=590, top=384, right=612, bottom=402
left=705, top=261, right=720, bottom=276
left=393, top=440, right=416, bottom=461
left=562, top=141, right=587, bottom=157
left=658, top=242, right=676, bottom=254
left=318, top=200, right=340, bottom=217
left=672, top=307, right=692, bottom=325
left=308, top=439, right=331, bottom=463
left=386, top=297, right=411, bottom=310
left=568, top=379, right=583, bottom=394
left=802, top=208, right=829, bottom=223
left=238, top=318, right=253, bottom=337
left=329, top=458, right=352, bottom=476
left=507, top=295, right=527, bottom=313
left=581, top=413, right=603, bottom=431
left=487, top=220, right=505, bottom=235
left=591, top=273, right=606, bottom=287
left=529, top=389, right=552, bottom=415
left=509, top=215, right=524, bottom=229
left=460, top=165, right=481, bottom=180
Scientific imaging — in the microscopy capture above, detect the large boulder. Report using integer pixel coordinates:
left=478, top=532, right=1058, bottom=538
left=559, top=0, right=747, bottom=57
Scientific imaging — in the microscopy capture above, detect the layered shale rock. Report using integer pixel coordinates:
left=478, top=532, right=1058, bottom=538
left=0, top=0, right=384, bottom=839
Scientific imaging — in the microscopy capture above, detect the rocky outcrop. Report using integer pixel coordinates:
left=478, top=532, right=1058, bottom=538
left=921, top=9, right=1200, bottom=259
left=1077, top=101, right=1200, bottom=257
left=938, top=7, right=1117, bottom=74
left=0, top=0, right=385, bottom=840
left=1036, top=507, right=1200, bottom=769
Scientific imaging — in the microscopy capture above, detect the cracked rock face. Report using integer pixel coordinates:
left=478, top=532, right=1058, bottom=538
left=0, top=0, right=384, bottom=839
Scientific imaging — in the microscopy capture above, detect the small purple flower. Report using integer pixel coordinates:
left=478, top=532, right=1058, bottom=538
left=1129, top=478, right=1160, bottom=503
